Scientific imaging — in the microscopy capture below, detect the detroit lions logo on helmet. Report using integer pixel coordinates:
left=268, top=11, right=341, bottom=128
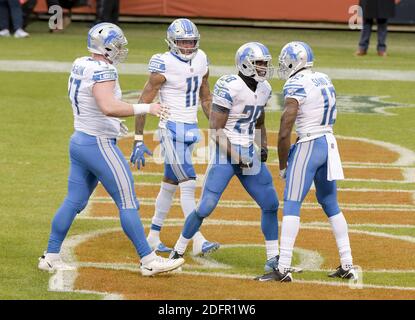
left=277, top=41, right=314, bottom=80
left=235, top=42, right=274, bottom=82
left=87, top=23, right=128, bottom=65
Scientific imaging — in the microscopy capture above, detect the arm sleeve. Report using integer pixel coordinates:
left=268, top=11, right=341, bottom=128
left=212, top=76, right=236, bottom=110
left=148, top=54, right=166, bottom=74
left=90, top=63, right=118, bottom=83
left=283, top=79, right=307, bottom=105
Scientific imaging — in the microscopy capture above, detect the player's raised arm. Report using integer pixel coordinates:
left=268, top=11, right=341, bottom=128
left=199, top=70, right=212, bottom=120
left=278, top=98, right=299, bottom=175
left=92, top=80, right=163, bottom=117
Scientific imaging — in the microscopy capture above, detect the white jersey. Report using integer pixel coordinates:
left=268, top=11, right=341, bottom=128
left=212, top=75, right=272, bottom=147
left=148, top=49, right=209, bottom=127
left=68, top=56, right=122, bottom=139
left=283, top=69, right=336, bottom=142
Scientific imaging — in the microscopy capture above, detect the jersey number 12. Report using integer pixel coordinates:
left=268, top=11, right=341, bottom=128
left=320, top=86, right=336, bottom=125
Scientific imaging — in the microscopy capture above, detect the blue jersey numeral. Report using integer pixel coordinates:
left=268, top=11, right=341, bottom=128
left=186, top=76, right=199, bottom=108
left=234, top=105, right=263, bottom=135
left=320, top=86, right=336, bottom=125
left=69, top=77, right=81, bottom=115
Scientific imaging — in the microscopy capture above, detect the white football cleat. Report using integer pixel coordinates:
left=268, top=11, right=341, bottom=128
left=38, top=252, right=74, bottom=273
left=140, top=255, right=184, bottom=276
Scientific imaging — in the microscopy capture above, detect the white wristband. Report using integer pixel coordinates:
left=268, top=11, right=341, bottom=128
left=134, top=134, right=143, bottom=141
left=132, top=103, right=150, bottom=115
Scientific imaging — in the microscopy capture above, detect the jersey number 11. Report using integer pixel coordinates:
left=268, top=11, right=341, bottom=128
left=186, top=76, right=199, bottom=108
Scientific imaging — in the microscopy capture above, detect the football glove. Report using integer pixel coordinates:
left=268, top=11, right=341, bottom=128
left=130, top=141, right=152, bottom=170
left=260, top=147, right=268, bottom=162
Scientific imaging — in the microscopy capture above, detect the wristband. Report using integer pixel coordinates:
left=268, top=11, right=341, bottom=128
left=134, top=134, right=144, bottom=141
left=132, top=103, right=150, bottom=115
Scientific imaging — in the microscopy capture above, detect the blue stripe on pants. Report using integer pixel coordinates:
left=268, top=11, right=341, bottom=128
left=283, top=136, right=339, bottom=217
left=46, top=131, right=151, bottom=258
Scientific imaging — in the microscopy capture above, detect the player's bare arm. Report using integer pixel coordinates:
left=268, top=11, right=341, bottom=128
left=209, top=103, right=239, bottom=163
left=278, top=98, right=299, bottom=170
left=199, top=70, right=212, bottom=119
left=255, top=109, right=268, bottom=162
left=93, top=80, right=162, bottom=117
left=134, top=72, right=166, bottom=136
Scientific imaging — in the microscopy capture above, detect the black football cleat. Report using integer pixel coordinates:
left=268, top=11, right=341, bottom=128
left=254, top=269, right=293, bottom=282
left=169, top=250, right=184, bottom=260
left=328, top=265, right=358, bottom=280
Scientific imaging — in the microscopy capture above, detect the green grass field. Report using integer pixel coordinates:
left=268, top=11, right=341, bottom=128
left=0, top=21, right=414, bottom=299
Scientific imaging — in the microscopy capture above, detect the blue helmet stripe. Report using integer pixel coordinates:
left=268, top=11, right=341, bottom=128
left=181, top=19, right=192, bottom=35
left=299, top=42, right=313, bottom=63
left=256, top=42, right=270, bottom=56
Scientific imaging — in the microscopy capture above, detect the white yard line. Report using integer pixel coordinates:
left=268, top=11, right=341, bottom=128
left=132, top=181, right=415, bottom=193
left=335, top=135, right=415, bottom=167
left=51, top=228, right=415, bottom=295
left=2, top=60, right=415, bottom=81
left=74, top=217, right=415, bottom=243
left=48, top=228, right=124, bottom=300
left=87, top=196, right=415, bottom=211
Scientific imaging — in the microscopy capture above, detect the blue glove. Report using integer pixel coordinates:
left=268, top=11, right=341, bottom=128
left=130, top=141, right=152, bottom=170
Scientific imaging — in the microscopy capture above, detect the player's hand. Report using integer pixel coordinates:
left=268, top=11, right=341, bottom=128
left=239, top=156, right=254, bottom=169
left=149, top=103, right=170, bottom=121
left=279, top=168, right=287, bottom=180
left=130, top=141, right=153, bottom=170
left=260, top=147, right=268, bottom=162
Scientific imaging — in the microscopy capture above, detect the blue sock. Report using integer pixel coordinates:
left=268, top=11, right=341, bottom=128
left=182, top=210, right=204, bottom=239
left=261, top=209, right=279, bottom=241
left=151, top=224, right=162, bottom=231
left=46, top=198, right=79, bottom=253
left=119, top=209, right=152, bottom=258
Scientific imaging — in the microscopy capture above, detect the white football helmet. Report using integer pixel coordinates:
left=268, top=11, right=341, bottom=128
left=277, top=41, right=314, bottom=80
left=235, top=42, right=274, bottom=82
left=165, top=18, right=200, bottom=61
left=87, top=23, right=128, bottom=65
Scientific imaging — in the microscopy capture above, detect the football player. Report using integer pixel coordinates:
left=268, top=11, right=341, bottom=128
left=168, top=42, right=280, bottom=271
left=130, top=18, right=219, bottom=256
left=256, top=42, right=357, bottom=282
left=38, top=23, right=184, bottom=276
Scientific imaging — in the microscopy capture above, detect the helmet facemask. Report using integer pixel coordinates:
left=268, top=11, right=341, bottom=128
left=166, top=37, right=200, bottom=61
left=104, top=36, right=128, bottom=65
left=239, top=57, right=274, bottom=82
left=166, top=18, right=200, bottom=61
left=277, top=51, right=293, bottom=80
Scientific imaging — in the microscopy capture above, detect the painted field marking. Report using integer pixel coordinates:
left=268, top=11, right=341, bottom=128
left=73, top=217, right=415, bottom=244
left=49, top=228, right=415, bottom=298
left=3, top=60, right=415, bottom=81
left=48, top=228, right=124, bottom=300
left=129, top=181, right=415, bottom=194
left=86, top=196, right=415, bottom=211
left=50, top=121, right=415, bottom=298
